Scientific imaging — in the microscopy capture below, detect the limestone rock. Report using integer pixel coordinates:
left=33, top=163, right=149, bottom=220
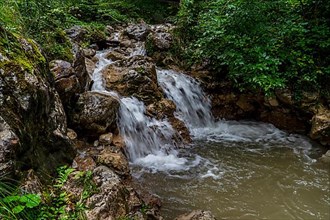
left=106, top=50, right=127, bottom=61
left=125, top=23, right=150, bottom=41
left=72, top=91, right=119, bottom=137
left=97, top=147, right=130, bottom=176
left=83, top=48, right=96, bottom=59
left=102, top=56, right=162, bottom=104
left=0, top=27, right=74, bottom=175
left=85, top=166, right=129, bottom=219
left=0, top=117, right=19, bottom=175
left=175, top=210, right=216, bottom=220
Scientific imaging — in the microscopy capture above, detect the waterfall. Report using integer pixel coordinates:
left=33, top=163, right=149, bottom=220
left=157, top=69, right=215, bottom=131
left=91, top=50, right=197, bottom=172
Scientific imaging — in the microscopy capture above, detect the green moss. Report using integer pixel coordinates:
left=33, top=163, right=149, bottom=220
left=0, top=27, right=48, bottom=75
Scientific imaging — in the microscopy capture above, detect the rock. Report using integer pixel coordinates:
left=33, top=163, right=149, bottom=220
left=67, top=128, right=78, bottom=140
left=72, top=91, right=119, bottom=137
left=276, top=89, right=294, bottom=105
left=236, top=95, right=255, bottom=112
left=73, top=48, right=92, bottom=92
left=309, top=106, right=330, bottom=145
left=99, top=133, right=114, bottom=145
left=85, top=57, right=96, bottom=77
left=54, top=75, right=80, bottom=103
left=148, top=31, right=172, bottom=50
left=85, top=166, right=129, bottom=219
left=50, top=60, right=75, bottom=79
left=106, top=50, right=126, bottom=61
left=265, top=97, right=279, bottom=107
left=97, top=147, right=130, bottom=176
left=112, top=134, right=125, bottom=149
left=175, top=210, right=216, bottom=220
left=72, top=155, right=97, bottom=171
left=0, top=27, right=74, bottom=175
left=125, top=23, right=150, bottom=41
left=83, top=48, right=96, bottom=58
left=319, top=150, right=330, bottom=163
left=0, top=117, right=19, bottom=176
left=103, top=56, right=162, bottom=105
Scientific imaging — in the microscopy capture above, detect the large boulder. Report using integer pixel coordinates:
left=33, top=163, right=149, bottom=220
left=72, top=91, right=119, bottom=137
left=102, top=56, right=162, bottom=105
left=0, top=26, right=74, bottom=176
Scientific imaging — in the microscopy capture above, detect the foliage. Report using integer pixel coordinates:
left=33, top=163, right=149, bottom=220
left=177, top=0, right=330, bottom=97
left=0, top=178, right=41, bottom=220
left=0, top=0, right=178, bottom=60
left=38, top=166, right=97, bottom=220
left=0, top=166, right=96, bottom=220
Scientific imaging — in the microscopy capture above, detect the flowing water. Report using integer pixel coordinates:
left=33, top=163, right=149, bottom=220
left=92, top=51, right=330, bottom=219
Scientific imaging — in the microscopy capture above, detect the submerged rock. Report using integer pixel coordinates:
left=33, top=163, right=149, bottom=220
left=175, top=210, right=216, bottom=220
left=319, top=150, right=330, bottom=163
left=0, top=26, right=75, bottom=176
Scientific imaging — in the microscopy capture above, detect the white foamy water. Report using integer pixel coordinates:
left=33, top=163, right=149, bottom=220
left=157, top=69, right=315, bottom=159
left=91, top=51, right=197, bottom=172
left=157, top=69, right=214, bottom=131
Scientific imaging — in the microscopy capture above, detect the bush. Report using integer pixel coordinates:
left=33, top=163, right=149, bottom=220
left=177, top=0, right=330, bottom=97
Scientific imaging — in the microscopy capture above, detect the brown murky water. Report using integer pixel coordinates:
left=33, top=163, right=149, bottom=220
left=133, top=140, right=330, bottom=220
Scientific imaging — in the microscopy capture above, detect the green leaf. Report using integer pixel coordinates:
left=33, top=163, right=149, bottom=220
left=3, top=195, right=20, bottom=203
left=12, top=205, right=25, bottom=213
left=20, top=194, right=41, bottom=208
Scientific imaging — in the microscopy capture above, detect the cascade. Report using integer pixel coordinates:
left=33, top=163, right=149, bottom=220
left=91, top=50, right=196, bottom=172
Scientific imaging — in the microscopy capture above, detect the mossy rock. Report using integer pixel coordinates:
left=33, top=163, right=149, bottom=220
left=0, top=26, right=75, bottom=177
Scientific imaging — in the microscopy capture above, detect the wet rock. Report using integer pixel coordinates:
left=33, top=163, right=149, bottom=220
left=112, top=134, right=125, bottom=149
left=175, top=210, right=216, bottom=220
left=125, top=23, right=150, bottom=41
left=103, top=56, right=162, bottom=104
left=72, top=91, right=119, bottom=137
left=310, top=106, right=330, bottom=145
left=0, top=27, right=74, bottom=175
left=97, top=147, right=130, bottom=176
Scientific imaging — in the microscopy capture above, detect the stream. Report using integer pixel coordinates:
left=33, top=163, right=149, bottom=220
left=92, top=50, right=330, bottom=220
